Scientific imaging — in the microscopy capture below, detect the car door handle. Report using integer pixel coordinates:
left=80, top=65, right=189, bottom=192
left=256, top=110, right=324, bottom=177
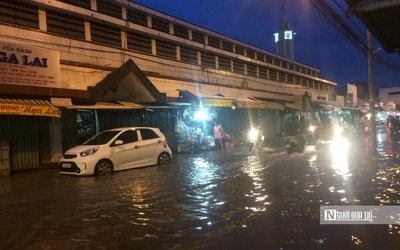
left=134, top=145, right=141, bottom=149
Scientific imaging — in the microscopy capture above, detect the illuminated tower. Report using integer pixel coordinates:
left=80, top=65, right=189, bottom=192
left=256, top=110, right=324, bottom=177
left=273, top=16, right=295, bottom=60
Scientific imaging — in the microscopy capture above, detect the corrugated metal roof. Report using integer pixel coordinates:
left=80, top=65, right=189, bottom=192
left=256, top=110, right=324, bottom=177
left=0, top=98, right=54, bottom=107
left=345, top=0, right=400, bottom=53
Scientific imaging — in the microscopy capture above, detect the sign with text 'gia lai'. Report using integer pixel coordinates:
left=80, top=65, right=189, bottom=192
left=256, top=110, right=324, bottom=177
left=0, top=43, right=60, bottom=88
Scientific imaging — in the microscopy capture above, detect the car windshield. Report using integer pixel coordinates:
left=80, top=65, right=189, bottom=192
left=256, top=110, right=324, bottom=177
left=83, top=131, right=121, bottom=145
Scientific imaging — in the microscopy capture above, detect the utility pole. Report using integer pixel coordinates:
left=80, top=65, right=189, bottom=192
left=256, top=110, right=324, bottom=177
left=368, top=30, right=377, bottom=157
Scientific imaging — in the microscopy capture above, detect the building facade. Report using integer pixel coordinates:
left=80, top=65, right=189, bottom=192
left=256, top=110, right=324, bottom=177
left=0, top=0, right=337, bottom=173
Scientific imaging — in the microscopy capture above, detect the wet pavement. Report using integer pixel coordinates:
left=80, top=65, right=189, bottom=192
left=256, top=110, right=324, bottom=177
left=1, top=130, right=400, bottom=249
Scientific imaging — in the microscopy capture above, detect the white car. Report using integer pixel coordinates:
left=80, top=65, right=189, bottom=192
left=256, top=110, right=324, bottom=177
left=59, top=127, right=172, bottom=176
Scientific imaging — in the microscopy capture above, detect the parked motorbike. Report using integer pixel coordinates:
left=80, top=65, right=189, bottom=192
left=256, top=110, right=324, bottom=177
left=248, top=127, right=265, bottom=152
left=273, top=128, right=286, bottom=143
left=285, top=129, right=306, bottom=154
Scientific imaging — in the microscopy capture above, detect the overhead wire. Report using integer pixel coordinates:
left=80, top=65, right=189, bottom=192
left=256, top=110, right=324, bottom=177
left=333, top=1, right=400, bottom=69
left=291, top=0, right=400, bottom=77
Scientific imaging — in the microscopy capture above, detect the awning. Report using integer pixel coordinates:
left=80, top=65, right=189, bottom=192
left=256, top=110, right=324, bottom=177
left=0, top=98, right=60, bottom=117
left=236, top=97, right=267, bottom=109
left=178, top=90, right=284, bottom=110
left=389, top=109, right=400, bottom=115
left=318, top=104, right=334, bottom=110
left=51, top=98, right=143, bottom=110
left=312, top=103, right=331, bottom=111
left=285, top=102, right=301, bottom=110
left=66, top=102, right=143, bottom=110
left=341, top=106, right=360, bottom=111
left=203, top=96, right=273, bottom=109
left=117, top=100, right=145, bottom=108
left=250, top=96, right=285, bottom=110
left=201, top=96, right=235, bottom=107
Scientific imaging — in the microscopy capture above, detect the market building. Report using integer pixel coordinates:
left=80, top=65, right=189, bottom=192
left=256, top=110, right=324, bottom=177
left=0, top=0, right=338, bottom=174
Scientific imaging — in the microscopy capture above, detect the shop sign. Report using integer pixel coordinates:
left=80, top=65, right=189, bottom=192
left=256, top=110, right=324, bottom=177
left=0, top=43, right=61, bottom=88
left=0, top=103, right=61, bottom=117
left=312, top=93, right=329, bottom=102
left=237, top=101, right=265, bottom=109
left=201, top=98, right=233, bottom=107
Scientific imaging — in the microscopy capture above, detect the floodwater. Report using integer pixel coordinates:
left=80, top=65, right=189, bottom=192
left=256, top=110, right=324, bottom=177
left=1, top=131, right=400, bottom=249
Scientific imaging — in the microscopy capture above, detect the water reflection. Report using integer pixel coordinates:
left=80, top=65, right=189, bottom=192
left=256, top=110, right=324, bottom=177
left=5, top=133, right=400, bottom=249
left=330, top=135, right=350, bottom=179
left=241, top=155, right=270, bottom=212
left=368, top=128, right=400, bottom=236
left=188, top=157, right=219, bottom=186
left=377, top=130, right=389, bottom=143
left=177, top=157, right=226, bottom=230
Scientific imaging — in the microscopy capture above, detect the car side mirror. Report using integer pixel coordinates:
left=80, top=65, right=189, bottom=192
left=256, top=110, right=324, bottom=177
left=115, top=140, right=123, bottom=145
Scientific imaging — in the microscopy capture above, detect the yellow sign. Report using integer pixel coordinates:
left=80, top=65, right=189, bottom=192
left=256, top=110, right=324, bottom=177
left=264, top=101, right=285, bottom=111
left=201, top=98, right=233, bottom=107
left=195, top=98, right=277, bottom=109
left=0, top=103, right=61, bottom=117
left=237, top=101, right=265, bottom=109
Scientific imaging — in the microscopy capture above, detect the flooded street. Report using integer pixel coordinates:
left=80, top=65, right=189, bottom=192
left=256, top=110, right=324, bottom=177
left=1, top=131, right=400, bottom=249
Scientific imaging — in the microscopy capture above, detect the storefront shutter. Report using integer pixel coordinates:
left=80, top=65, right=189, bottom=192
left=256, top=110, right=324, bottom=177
left=0, top=115, right=39, bottom=172
left=37, top=117, right=51, bottom=163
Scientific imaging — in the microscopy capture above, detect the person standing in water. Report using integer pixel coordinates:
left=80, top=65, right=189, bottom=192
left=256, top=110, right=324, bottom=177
left=213, top=121, right=224, bottom=150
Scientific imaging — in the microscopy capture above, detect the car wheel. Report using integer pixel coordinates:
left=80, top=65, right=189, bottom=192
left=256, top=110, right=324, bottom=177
left=95, top=160, right=113, bottom=176
left=158, top=152, right=171, bottom=165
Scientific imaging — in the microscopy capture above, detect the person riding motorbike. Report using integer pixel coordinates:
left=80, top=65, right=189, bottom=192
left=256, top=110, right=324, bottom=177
left=305, top=123, right=319, bottom=144
left=285, top=128, right=306, bottom=154
left=273, top=127, right=286, bottom=143
left=248, top=123, right=264, bottom=152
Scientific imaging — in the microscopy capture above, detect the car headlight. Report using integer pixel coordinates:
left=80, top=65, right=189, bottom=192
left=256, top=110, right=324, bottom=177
left=80, top=147, right=99, bottom=157
left=309, top=125, right=315, bottom=132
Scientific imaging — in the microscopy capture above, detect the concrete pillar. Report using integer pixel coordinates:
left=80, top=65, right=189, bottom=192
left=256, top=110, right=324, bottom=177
left=91, top=0, right=97, bottom=11
left=49, top=118, right=63, bottom=162
left=38, top=9, right=47, bottom=32
left=85, top=21, right=91, bottom=41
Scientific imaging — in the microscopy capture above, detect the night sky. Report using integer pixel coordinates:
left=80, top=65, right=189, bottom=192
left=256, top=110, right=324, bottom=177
left=132, top=0, right=400, bottom=88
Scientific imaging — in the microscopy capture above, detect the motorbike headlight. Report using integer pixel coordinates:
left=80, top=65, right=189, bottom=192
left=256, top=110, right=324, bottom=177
left=248, top=128, right=258, bottom=141
left=80, top=147, right=100, bottom=157
left=309, top=125, right=315, bottom=132
left=334, top=126, right=343, bottom=137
